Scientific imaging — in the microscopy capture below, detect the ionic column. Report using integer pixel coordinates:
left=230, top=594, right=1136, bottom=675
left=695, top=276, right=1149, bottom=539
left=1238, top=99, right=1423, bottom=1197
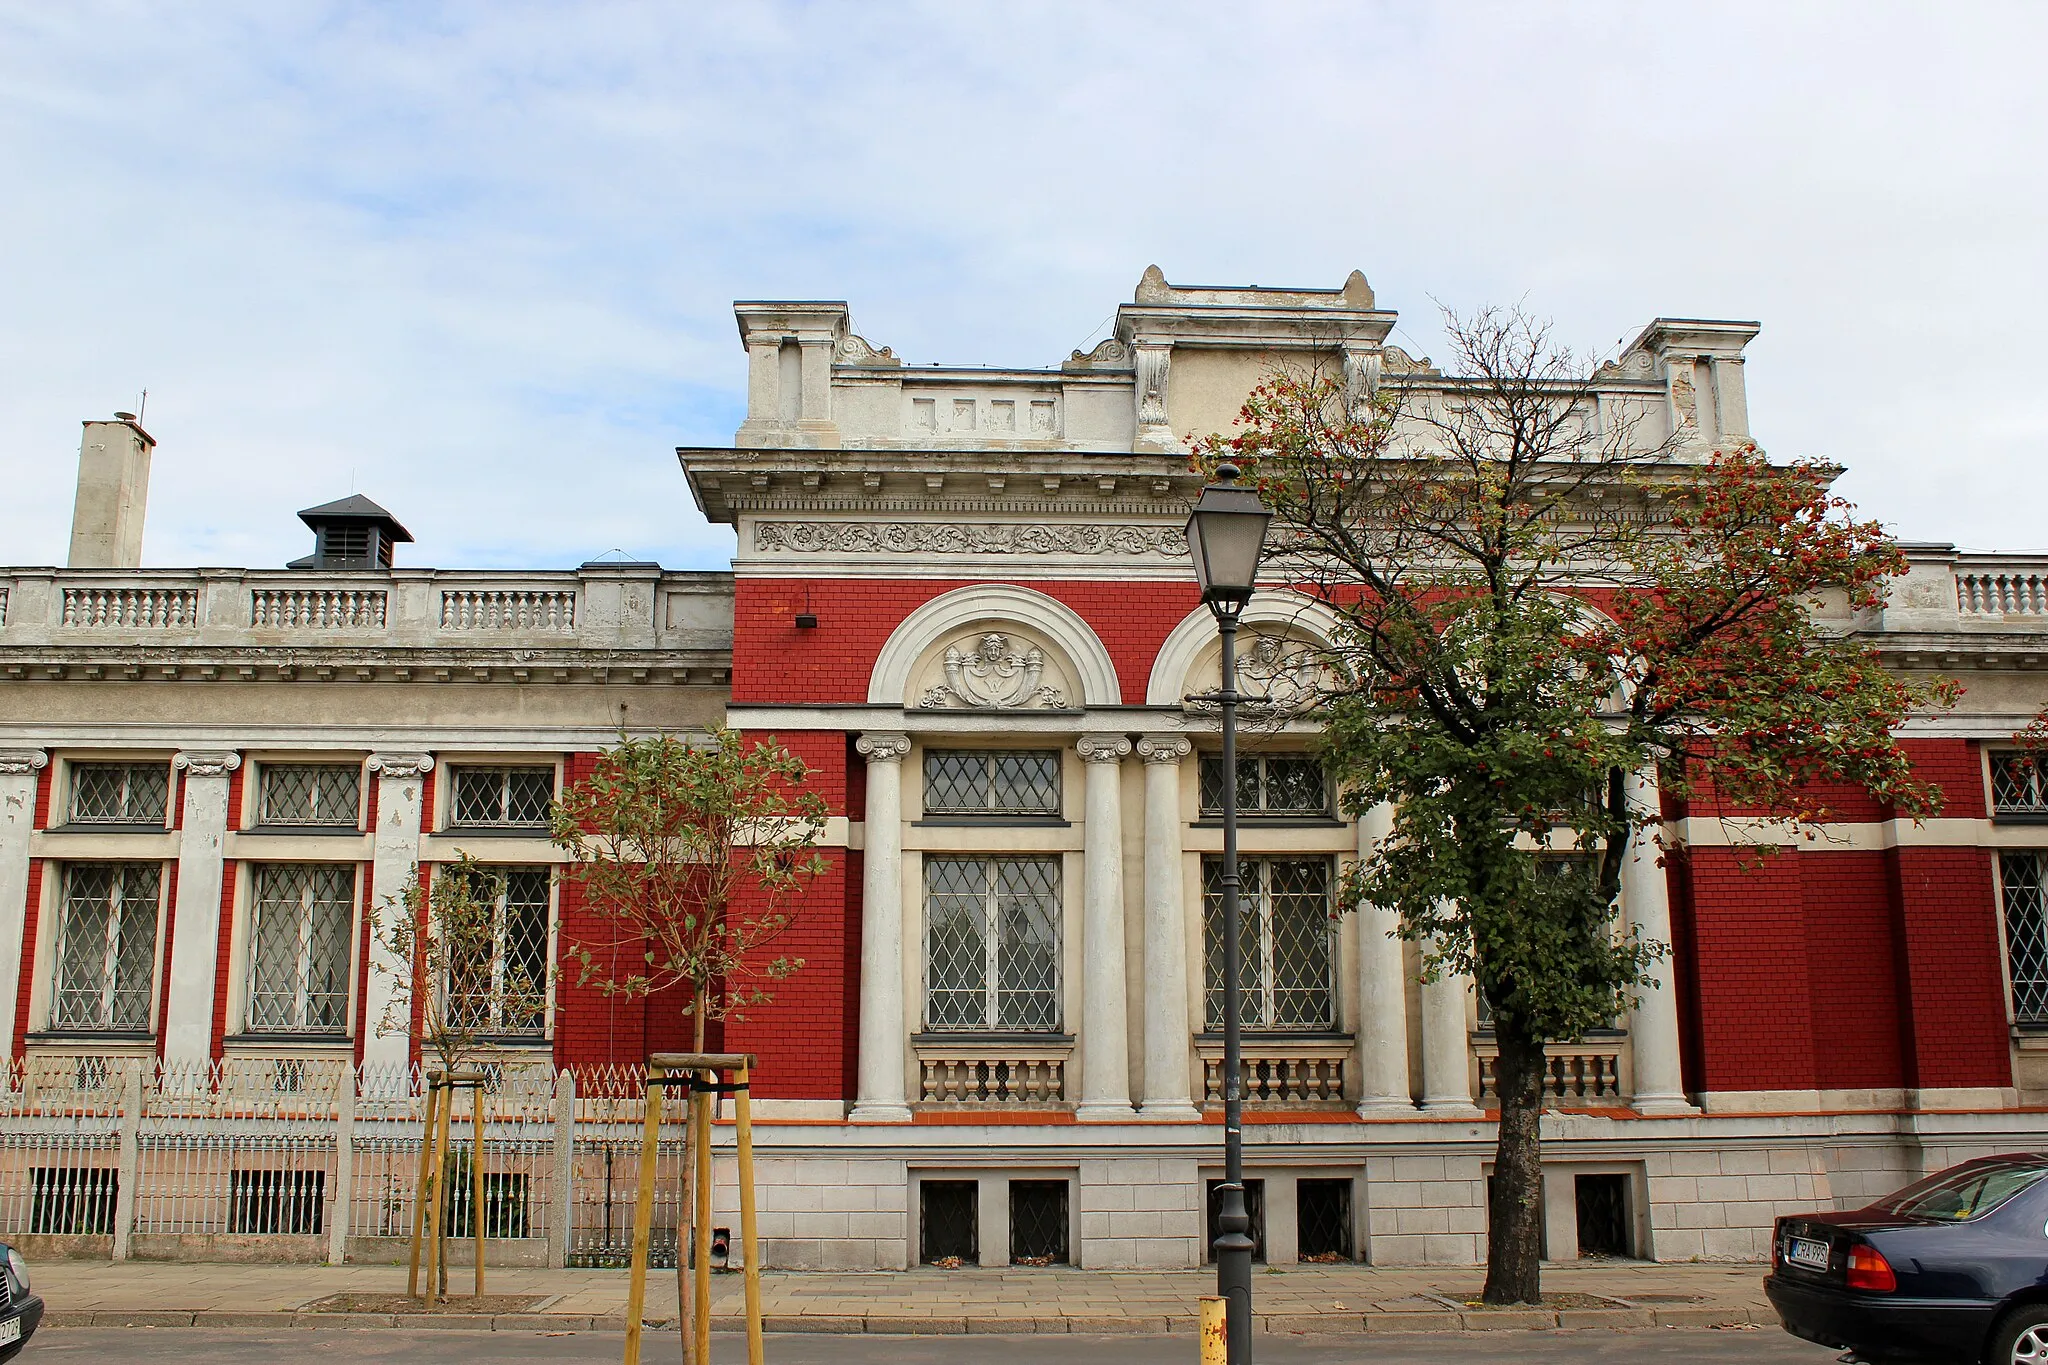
left=162, top=751, right=240, bottom=1066
left=1353, top=801, right=1414, bottom=1116
left=1135, top=736, right=1197, bottom=1119
left=0, top=750, right=48, bottom=1062
left=1076, top=734, right=1135, bottom=1121
left=1624, top=763, right=1697, bottom=1115
left=851, top=733, right=912, bottom=1122
left=361, top=753, right=433, bottom=1075
left=1420, top=923, right=1481, bottom=1116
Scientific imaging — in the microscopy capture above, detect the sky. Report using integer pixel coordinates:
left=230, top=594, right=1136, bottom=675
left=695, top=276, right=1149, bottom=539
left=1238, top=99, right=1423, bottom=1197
left=2, top=2, right=2044, bottom=571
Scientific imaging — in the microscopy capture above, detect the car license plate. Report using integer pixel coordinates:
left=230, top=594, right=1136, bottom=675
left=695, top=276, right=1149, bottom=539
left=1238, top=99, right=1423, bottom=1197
left=0, top=1315, right=19, bottom=1344
left=1786, top=1236, right=1831, bottom=1271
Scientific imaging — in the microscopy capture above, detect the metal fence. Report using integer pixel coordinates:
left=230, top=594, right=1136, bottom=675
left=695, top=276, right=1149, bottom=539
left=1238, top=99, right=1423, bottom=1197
left=0, top=1058, right=696, bottom=1265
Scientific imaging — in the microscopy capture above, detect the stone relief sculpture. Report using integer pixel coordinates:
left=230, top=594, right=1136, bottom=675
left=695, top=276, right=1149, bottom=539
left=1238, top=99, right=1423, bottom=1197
left=1063, top=337, right=1133, bottom=369
left=835, top=333, right=899, bottom=365
left=1185, top=634, right=1328, bottom=718
left=1342, top=347, right=1384, bottom=420
left=1135, top=345, right=1172, bottom=430
left=918, top=633, right=1068, bottom=709
left=754, top=522, right=1188, bottom=557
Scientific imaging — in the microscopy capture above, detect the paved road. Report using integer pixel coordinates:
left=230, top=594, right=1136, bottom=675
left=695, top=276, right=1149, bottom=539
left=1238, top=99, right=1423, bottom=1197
left=28, top=1326, right=1839, bottom=1362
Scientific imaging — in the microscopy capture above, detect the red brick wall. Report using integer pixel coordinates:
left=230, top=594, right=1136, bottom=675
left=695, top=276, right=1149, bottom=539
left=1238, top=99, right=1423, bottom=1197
left=32, top=766, right=52, bottom=830
left=1891, top=845, right=2010, bottom=1089
left=155, top=863, right=180, bottom=1058
left=1900, top=739, right=1987, bottom=820
left=208, top=862, right=237, bottom=1060
left=12, top=860, right=42, bottom=1060
left=553, top=870, right=647, bottom=1071
left=354, top=862, right=374, bottom=1067
left=721, top=851, right=854, bottom=1100
left=1800, top=851, right=1906, bottom=1090
left=225, top=765, right=245, bottom=832
left=1682, top=847, right=1817, bottom=1092
left=732, top=578, right=1202, bottom=706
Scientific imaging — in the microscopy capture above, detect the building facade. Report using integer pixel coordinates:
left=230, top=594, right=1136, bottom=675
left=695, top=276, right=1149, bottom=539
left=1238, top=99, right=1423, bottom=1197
left=5, top=268, right=2048, bottom=1270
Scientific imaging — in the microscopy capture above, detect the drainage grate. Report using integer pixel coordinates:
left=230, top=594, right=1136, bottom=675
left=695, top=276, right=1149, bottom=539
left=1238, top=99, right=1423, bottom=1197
left=1204, top=1178, right=1266, bottom=1263
left=1008, top=1180, right=1068, bottom=1264
left=1575, top=1173, right=1631, bottom=1258
left=920, top=1180, right=979, bottom=1265
left=1296, top=1178, right=1353, bottom=1261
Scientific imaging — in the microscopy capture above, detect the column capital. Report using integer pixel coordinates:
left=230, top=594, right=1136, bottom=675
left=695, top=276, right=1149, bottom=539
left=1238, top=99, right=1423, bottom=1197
left=367, top=752, right=435, bottom=780
left=172, top=750, right=241, bottom=778
left=1076, top=734, right=1132, bottom=764
left=1134, top=734, right=1191, bottom=765
left=855, top=732, right=911, bottom=764
left=0, top=750, right=48, bottom=776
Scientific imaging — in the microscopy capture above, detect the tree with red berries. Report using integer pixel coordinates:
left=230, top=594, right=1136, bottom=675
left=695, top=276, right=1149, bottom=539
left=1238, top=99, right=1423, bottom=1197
left=1199, top=307, right=1957, bottom=1304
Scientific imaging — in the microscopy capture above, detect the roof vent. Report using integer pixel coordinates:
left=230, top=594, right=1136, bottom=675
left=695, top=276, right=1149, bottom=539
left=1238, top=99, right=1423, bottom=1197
left=288, top=494, right=413, bottom=570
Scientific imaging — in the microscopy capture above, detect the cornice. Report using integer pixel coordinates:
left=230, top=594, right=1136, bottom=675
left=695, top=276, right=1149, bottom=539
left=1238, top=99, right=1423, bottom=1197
left=0, top=645, right=733, bottom=686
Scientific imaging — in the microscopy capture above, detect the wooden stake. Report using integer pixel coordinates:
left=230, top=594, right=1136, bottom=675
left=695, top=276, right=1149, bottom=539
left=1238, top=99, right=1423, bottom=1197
left=407, top=1079, right=438, bottom=1298
left=676, top=1072, right=696, bottom=1365
left=621, top=1064, right=665, bottom=1365
left=693, top=1081, right=712, bottom=1365
left=433, top=1074, right=454, bottom=1301
left=471, top=1080, right=486, bottom=1298
left=735, top=1062, right=763, bottom=1365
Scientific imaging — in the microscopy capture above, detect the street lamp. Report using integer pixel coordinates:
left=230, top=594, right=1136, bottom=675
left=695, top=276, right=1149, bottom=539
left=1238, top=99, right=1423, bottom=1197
left=1185, top=462, right=1272, bottom=1365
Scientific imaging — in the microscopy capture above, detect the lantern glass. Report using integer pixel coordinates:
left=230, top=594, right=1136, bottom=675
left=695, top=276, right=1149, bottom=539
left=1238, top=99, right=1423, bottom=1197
left=1185, top=467, right=1272, bottom=604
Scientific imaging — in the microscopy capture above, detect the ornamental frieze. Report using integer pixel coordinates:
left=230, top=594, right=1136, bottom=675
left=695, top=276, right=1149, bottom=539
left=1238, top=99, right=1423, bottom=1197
left=752, top=522, right=1189, bottom=557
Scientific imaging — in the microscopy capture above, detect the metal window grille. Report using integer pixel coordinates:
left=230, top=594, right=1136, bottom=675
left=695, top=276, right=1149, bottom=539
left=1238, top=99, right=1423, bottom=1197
left=52, top=863, right=160, bottom=1031
left=258, top=764, right=362, bottom=827
left=69, top=762, right=169, bottom=825
left=29, top=1167, right=118, bottom=1234
left=228, top=1169, right=325, bottom=1234
left=1994, top=753, right=2048, bottom=815
left=918, top=1180, right=978, bottom=1264
left=1202, top=857, right=1334, bottom=1031
left=923, top=750, right=1060, bottom=815
left=1007, top=1180, right=1068, bottom=1264
left=1198, top=755, right=1329, bottom=816
left=1296, top=1178, right=1353, bottom=1261
left=445, top=866, right=551, bottom=1036
left=923, top=856, right=1059, bottom=1032
left=450, top=767, right=556, bottom=827
left=2005, top=852, right=2048, bottom=1024
left=1575, top=1174, right=1631, bottom=1257
left=247, top=864, right=356, bottom=1032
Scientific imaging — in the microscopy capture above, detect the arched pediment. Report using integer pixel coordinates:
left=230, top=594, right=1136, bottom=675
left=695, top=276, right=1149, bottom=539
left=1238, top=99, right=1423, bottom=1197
left=868, top=584, right=1122, bottom=708
left=1145, top=591, right=1347, bottom=709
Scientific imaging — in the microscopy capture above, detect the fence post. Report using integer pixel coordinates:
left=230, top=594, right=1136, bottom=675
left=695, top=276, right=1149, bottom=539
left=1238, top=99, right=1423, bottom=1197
left=111, top=1059, right=143, bottom=1262
left=329, top=1067, right=356, bottom=1265
left=549, top=1068, right=575, bottom=1269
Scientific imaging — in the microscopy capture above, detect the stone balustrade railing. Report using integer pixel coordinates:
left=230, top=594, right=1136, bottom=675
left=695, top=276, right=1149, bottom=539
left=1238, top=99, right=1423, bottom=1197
left=0, top=565, right=733, bottom=657
left=913, top=1039, right=1070, bottom=1107
left=1880, top=550, right=2048, bottom=634
left=1473, top=1037, right=1627, bottom=1108
left=1196, top=1037, right=1352, bottom=1108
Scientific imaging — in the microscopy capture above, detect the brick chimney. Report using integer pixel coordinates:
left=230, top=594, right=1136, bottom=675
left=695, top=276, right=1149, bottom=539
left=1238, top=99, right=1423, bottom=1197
left=68, top=412, right=156, bottom=568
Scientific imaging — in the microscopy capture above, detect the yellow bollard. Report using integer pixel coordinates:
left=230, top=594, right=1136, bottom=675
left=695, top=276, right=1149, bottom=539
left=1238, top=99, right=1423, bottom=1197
left=1199, top=1296, right=1228, bottom=1365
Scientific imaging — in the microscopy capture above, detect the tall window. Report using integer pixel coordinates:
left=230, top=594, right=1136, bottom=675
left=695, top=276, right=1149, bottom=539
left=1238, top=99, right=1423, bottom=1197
left=450, top=767, right=555, bottom=829
left=445, top=866, right=551, bottom=1037
left=1993, top=753, right=2048, bottom=818
left=52, top=863, right=160, bottom=1031
left=1199, top=755, right=1330, bottom=817
left=2003, top=852, right=2048, bottom=1026
left=1202, top=856, right=1334, bottom=1030
left=68, top=763, right=169, bottom=826
left=923, top=751, right=1060, bottom=817
left=258, top=764, right=362, bottom=828
left=246, top=864, right=356, bottom=1032
left=923, top=856, right=1060, bottom=1031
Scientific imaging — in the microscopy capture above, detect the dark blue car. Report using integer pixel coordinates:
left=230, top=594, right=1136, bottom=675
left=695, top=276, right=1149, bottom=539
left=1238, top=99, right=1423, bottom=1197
left=0, top=1242, right=42, bottom=1361
left=1768, top=1154, right=2048, bottom=1364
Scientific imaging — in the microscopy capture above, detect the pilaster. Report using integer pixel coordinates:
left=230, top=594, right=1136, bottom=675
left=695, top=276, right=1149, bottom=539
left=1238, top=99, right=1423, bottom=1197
left=851, top=732, right=912, bottom=1122
left=0, top=750, right=48, bottom=1062
left=362, top=752, right=432, bottom=1071
left=1353, top=801, right=1414, bottom=1115
left=1135, top=735, right=1197, bottom=1119
left=1074, top=733, right=1134, bottom=1121
left=1623, top=763, right=1697, bottom=1115
left=162, top=750, right=239, bottom=1065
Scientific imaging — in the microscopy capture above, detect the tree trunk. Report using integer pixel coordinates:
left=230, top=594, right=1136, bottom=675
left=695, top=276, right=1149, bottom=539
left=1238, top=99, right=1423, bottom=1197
left=1481, top=1026, right=1547, bottom=1305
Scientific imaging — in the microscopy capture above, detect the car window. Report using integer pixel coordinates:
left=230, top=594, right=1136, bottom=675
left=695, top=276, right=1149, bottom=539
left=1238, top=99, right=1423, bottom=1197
left=1875, top=1163, right=2048, bottom=1222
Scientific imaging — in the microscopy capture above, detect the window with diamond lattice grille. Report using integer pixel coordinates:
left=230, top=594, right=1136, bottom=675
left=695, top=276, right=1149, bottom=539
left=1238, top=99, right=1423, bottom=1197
left=1198, top=755, right=1329, bottom=817
left=451, top=767, right=556, bottom=828
left=1202, top=856, right=1334, bottom=1031
left=247, top=863, right=356, bottom=1032
left=923, top=856, right=1060, bottom=1032
left=68, top=762, right=169, bottom=826
left=2003, top=852, right=2048, bottom=1026
left=923, top=750, right=1060, bottom=816
left=1994, top=753, right=2048, bottom=817
left=52, top=862, right=160, bottom=1031
left=444, top=865, right=551, bottom=1036
left=259, top=764, right=362, bottom=827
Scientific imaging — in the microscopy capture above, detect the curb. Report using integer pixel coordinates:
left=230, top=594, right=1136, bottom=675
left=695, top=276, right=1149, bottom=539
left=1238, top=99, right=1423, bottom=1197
left=40, top=1304, right=1766, bottom=1334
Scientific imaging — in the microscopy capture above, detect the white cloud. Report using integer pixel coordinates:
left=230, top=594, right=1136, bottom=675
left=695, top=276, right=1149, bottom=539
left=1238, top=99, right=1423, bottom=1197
left=2, top=0, right=2045, bottom=569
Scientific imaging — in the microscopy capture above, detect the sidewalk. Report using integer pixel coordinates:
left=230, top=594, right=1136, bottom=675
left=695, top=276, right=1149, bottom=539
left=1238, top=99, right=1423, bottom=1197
left=33, top=1259, right=1772, bottom=1335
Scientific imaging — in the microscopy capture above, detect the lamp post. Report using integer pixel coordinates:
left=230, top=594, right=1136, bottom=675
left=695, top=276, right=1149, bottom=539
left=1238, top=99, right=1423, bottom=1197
left=1185, top=462, right=1272, bottom=1365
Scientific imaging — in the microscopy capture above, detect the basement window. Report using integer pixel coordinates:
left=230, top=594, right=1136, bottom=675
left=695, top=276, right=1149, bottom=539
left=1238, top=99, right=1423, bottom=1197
left=1008, top=1180, right=1069, bottom=1265
left=919, top=1180, right=978, bottom=1266
left=1204, top=1178, right=1266, bottom=1263
left=1575, top=1174, right=1632, bottom=1258
left=1296, top=1178, right=1353, bottom=1262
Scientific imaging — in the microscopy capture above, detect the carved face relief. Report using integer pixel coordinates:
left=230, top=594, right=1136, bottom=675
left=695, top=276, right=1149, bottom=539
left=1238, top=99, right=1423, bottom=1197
left=915, top=630, right=1072, bottom=710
